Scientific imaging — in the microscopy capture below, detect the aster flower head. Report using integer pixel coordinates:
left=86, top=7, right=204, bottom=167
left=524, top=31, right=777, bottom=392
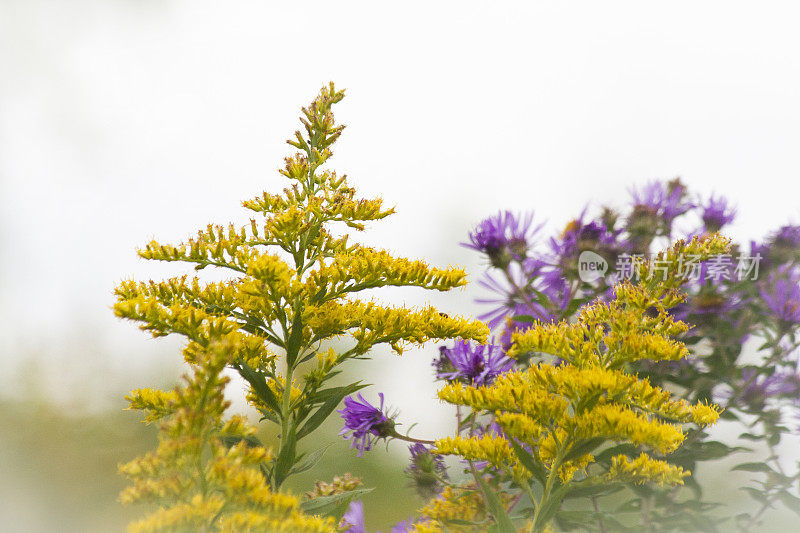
left=464, top=211, right=542, bottom=268
left=758, top=266, right=800, bottom=327
left=405, top=443, right=448, bottom=499
left=627, top=179, right=693, bottom=250
left=630, top=178, right=693, bottom=220
left=772, top=224, right=800, bottom=248
left=739, top=369, right=800, bottom=410
left=761, top=224, right=800, bottom=267
left=551, top=211, right=619, bottom=260
left=435, top=340, right=514, bottom=386
left=339, top=393, right=396, bottom=456
left=341, top=500, right=366, bottom=533
left=475, top=265, right=570, bottom=333
left=701, top=194, right=736, bottom=233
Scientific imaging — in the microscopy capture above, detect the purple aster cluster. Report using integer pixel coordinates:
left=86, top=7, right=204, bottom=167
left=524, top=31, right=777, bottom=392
left=475, top=268, right=570, bottom=333
left=338, top=393, right=396, bottom=457
left=700, top=194, right=736, bottom=233
left=759, top=224, right=800, bottom=268
left=550, top=212, right=619, bottom=261
left=771, top=224, right=800, bottom=248
left=405, top=443, right=448, bottom=499
left=464, top=211, right=542, bottom=268
left=626, top=179, right=693, bottom=251
left=629, top=179, right=693, bottom=223
left=434, top=340, right=514, bottom=386
left=758, top=267, right=800, bottom=327
left=738, top=369, right=800, bottom=410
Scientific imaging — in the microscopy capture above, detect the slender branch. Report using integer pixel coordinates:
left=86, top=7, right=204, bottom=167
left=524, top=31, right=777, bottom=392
left=592, top=496, right=607, bottom=533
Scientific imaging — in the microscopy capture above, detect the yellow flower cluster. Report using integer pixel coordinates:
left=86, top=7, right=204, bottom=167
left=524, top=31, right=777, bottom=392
left=433, top=235, right=730, bottom=531
left=606, top=453, right=689, bottom=486
left=116, top=84, right=492, bottom=529
left=303, top=300, right=488, bottom=356
left=305, top=247, right=468, bottom=301
left=119, top=340, right=334, bottom=533
left=114, top=83, right=486, bottom=448
left=125, top=388, right=178, bottom=424
left=435, top=434, right=513, bottom=468
left=413, top=483, right=520, bottom=533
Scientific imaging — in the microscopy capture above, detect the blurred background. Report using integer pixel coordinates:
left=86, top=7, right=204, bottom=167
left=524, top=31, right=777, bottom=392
left=2, top=1, right=800, bottom=531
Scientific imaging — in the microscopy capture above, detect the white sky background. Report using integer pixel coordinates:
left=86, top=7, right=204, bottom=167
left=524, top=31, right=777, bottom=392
left=1, top=0, right=800, bottom=435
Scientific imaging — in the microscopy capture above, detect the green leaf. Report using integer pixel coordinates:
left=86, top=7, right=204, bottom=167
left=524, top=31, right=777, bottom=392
left=285, top=312, right=304, bottom=367
left=289, top=443, right=332, bottom=475
left=511, top=314, right=535, bottom=323
left=778, top=490, right=800, bottom=517
left=562, top=297, right=588, bottom=318
left=474, top=473, right=516, bottom=532
left=311, top=382, right=368, bottom=403
left=564, top=482, right=622, bottom=500
left=738, top=432, right=764, bottom=441
left=236, top=361, right=281, bottom=415
left=273, top=426, right=297, bottom=487
left=741, top=487, right=768, bottom=504
left=298, top=383, right=369, bottom=440
left=690, top=441, right=747, bottom=461
left=300, top=488, right=374, bottom=519
left=733, top=462, right=774, bottom=474
left=615, top=498, right=642, bottom=513
left=218, top=434, right=263, bottom=449
left=594, top=443, right=638, bottom=464
left=536, top=485, right=570, bottom=528
left=297, top=396, right=345, bottom=439
left=508, top=438, right=546, bottom=487
left=554, top=510, right=594, bottom=531
left=564, top=437, right=605, bottom=462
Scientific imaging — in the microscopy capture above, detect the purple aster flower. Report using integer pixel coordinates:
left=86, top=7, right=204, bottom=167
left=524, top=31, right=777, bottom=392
left=627, top=179, right=693, bottom=249
left=405, top=443, right=448, bottom=499
left=341, top=500, right=366, bottom=533
left=738, top=368, right=800, bottom=409
left=435, top=340, right=514, bottom=386
left=550, top=212, right=618, bottom=260
left=771, top=224, right=800, bottom=248
left=338, top=393, right=396, bottom=456
left=671, top=287, right=744, bottom=328
left=700, top=194, right=736, bottom=233
left=758, top=267, right=800, bottom=326
left=476, top=267, right=570, bottom=331
left=759, top=224, right=800, bottom=268
left=463, top=211, right=543, bottom=267
left=630, top=179, right=693, bottom=222
left=549, top=211, right=623, bottom=285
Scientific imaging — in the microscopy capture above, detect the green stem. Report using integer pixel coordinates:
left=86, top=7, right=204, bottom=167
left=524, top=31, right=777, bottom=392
left=465, top=413, right=496, bottom=522
left=530, top=442, right=567, bottom=533
left=592, top=496, right=607, bottom=533
left=390, top=431, right=435, bottom=445
left=274, top=359, right=294, bottom=489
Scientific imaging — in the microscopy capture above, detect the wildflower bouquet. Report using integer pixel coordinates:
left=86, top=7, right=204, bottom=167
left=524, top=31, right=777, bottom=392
left=403, top=236, right=728, bottom=533
left=443, top=180, right=800, bottom=530
left=115, top=84, right=800, bottom=533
